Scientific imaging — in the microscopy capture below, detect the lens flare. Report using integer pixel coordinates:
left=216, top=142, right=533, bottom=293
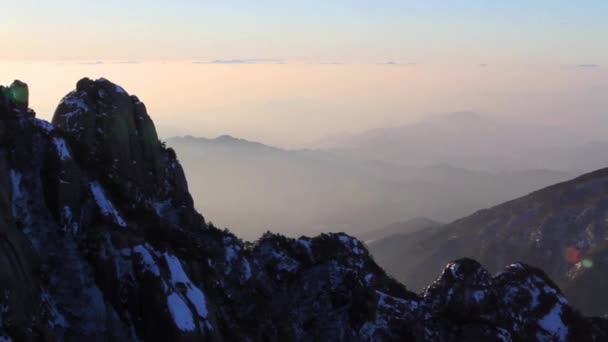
left=565, top=247, right=581, bottom=264
left=581, top=259, right=593, bottom=268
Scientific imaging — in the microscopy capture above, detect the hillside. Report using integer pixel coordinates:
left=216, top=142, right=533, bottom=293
left=369, top=168, right=608, bottom=316
left=355, top=217, right=441, bottom=243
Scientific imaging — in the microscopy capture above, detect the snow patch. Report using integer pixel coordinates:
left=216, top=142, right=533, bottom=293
left=115, top=85, right=126, bottom=94
left=448, top=263, right=461, bottom=278
left=35, top=119, right=54, bottom=132
left=133, top=245, right=161, bottom=276
left=472, top=290, right=485, bottom=303
left=338, top=234, right=365, bottom=255
left=152, top=199, right=172, bottom=217
left=376, top=290, right=419, bottom=312
left=62, top=206, right=79, bottom=234
left=9, top=170, right=32, bottom=225
left=167, top=292, right=196, bottom=332
left=89, top=181, right=127, bottom=227
left=241, top=258, right=252, bottom=281
left=272, top=249, right=300, bottom=272
left=297, top=238, right=314, bottom=259
left=59, top=93, right=89, bottom=120
left=225, top=245, right=239, bottom=264
left=164, top=253, right=209, bottom=319
left=165, top=253, right=191, bottom=284
left=537, top=304, right=568, bottom=341
left=41, top=292, right=68, bottom=329
left=52, top=137, right=72, bottom=160
left=9, top=170, right=24, bottom=217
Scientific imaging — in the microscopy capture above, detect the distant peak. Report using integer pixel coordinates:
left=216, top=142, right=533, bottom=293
left=215, top=134, right=239, bottom=141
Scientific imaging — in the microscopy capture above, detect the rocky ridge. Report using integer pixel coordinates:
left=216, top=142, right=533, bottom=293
left=0, top=78, right=606, bottom=341
left=372, top=166, right=608, bottom=317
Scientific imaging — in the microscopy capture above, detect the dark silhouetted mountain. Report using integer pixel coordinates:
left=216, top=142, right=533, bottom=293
left=0, top=78, right=605, bottom=341
left=369, top=168, right=608, bottom=317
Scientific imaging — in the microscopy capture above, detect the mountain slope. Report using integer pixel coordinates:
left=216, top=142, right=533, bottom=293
left=0, top=79, right=605, bottom=341
left=371, top=168, right=608, bottom=316
left=356, top=217, right=441, bottom=243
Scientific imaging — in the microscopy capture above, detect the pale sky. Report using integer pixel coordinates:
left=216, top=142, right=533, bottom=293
left=1, top=2, right=607, bottom=146
left=2, top=1, right=607, bottom=64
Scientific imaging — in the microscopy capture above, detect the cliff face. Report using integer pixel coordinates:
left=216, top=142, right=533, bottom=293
left=0, top=79, right=605, bottom=342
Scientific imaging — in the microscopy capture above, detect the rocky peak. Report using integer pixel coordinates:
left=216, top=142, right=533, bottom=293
left=1, top=80, right=29, bottom=111
left=52, top=77, right=200, bottom=227
left=0, top=79, right=606, bottom=341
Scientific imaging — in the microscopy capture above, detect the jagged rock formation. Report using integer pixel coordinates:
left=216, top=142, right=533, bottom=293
left=369, top=167, right=608, bottom=317
left=0, top=78, right=606, bottom=341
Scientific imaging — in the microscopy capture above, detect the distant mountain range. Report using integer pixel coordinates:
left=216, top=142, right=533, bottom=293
left=167, top=135, right=577, bottom=239
left=367, top=167, right=608, bottom=316
left=313, top=111, right=608, bottom=173
left=355, top=217, right=441, bottom=243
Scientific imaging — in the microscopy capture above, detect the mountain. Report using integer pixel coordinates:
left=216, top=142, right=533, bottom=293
left=368, top=168, right=608, bottom=316
left=315, top=111, right=608, bottom=173
left=355, top=217, right=441, bottom=243
left=0, top=78, right=605, bottom=341
left=167, top=135, right=576, bottom=239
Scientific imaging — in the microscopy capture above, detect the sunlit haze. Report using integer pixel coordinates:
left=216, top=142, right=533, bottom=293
left=3, top=1, right=608, bottom=146
left=1, top=61, right=607, bottom=147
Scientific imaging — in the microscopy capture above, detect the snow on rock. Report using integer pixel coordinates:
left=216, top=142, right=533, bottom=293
left=35, top=119, right=54, bottom=132
left=61, top=206, right=78, bottom=234
left=163, top=253, right=209, bottom=319
left=241, top=258, right=252, bottom=282
left=166, top=292, right=196, bottom=332
left=448, top=262, right=461, bottom=278
left=152, top=199, right=172, bottom=217
left=164, top=253, right=192, bottom=284
left=537, top=303, right=568, bottom=341
left=264, top=246, right=300, bottom=273
left=359, top=291, right=419, bottom=341
left=114, top=85, right=126, bottom=94
left=41, top=292, right=68, bottom=330
left=58, top=92, right=89, bottom=120
left=296, top=238, right=314, bottom=260
left=9, top=169, right=33, bottom=228
left=337, top=234, right=366, bottom=255
left=133, top=245, right=161, bottom=276
left=52, top=137, right=72, bottom=160
left=9, top=169, right=24, bottom=217
left=376, top=290, right=419, bottom=313
left=89, top=181, right=127, bottom=227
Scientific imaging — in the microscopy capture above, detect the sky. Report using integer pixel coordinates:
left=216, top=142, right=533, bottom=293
left=1, top=1, right=607, bottom=146
left=2, top=1, right=607, bottom=63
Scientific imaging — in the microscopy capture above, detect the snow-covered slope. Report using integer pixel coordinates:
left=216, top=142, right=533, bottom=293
left=0, top=79, right=605, bottom=341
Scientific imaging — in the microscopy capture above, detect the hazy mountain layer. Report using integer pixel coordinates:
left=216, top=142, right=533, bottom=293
left=315, top=111, right=608, bottom=173
left=167, top=135, right=576, bottom=239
